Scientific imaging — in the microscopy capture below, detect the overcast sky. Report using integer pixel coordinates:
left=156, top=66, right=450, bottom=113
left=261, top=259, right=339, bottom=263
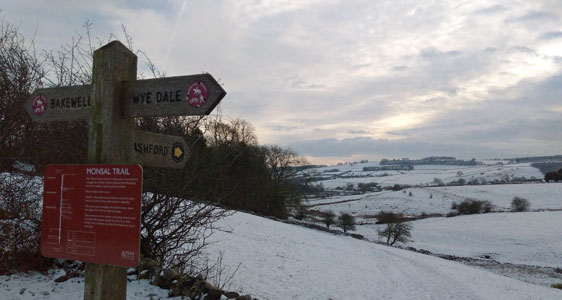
left=3, top=0, right=562, bottom=164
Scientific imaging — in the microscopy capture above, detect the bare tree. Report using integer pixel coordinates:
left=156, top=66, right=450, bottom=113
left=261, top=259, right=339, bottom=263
left=338, top=213, right=356, bottom=233
left=378, top=222, right=412, bottom=246
left=140, top=192, right=229, bottom=275
left=322, top=210, right=336, bottom=228
left=376, top=211, right=412, bottom=246
left=0, top=19, right=44, bottom=170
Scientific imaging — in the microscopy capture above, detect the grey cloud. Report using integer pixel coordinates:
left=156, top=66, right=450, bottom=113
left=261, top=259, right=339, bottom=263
left=348, top=130, right=371, bottom=135
left=540, top=31, right=562, bottom=40
left=271, top=125, right=300, bottom=132
left=511, top=46, right=536, bottom=54
left=392, top=65, right=409, bottom=71
left=474, top=5, right=507, bottom=15
left=290, top=137, right=505, bottom=160
left=420, top=48, right=462, bottom=59
left=506, top=10, right=559, bottom=23
left=290, top=70, right=562, bottom=160
left=289, top=78, right=327, bottom=90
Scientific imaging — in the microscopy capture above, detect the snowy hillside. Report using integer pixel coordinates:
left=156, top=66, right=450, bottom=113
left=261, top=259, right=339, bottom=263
left=201, top=212, right=561, bottom=300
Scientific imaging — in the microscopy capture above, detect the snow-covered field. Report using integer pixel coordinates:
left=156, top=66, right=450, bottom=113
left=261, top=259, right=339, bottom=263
left=354, top=211, right=562, bottom=268
left=307, top=183, right=562, bottom=217
left=302, top=161, right=562, bottom=290
left=310, top=162, right=543, bottom=188
left=201, top=212, right=561, bottom=300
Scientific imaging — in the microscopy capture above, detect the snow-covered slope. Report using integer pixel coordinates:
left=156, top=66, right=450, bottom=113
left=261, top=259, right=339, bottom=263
left=2, top=211, right=561, bottom=299
left=204, top=212, right=561, bottom=300
left=354, top=211, right=562, bottom=268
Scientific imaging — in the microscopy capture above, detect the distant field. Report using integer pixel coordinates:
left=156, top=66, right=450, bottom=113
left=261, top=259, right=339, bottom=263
left=307, top=183, right=562, bottom=217
left=302, top=161, right=562, bottom=288
left=309, top=162, right=543, bottom=189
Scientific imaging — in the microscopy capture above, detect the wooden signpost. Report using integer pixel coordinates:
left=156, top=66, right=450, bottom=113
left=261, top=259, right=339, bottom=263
left=25, top=85, right=92, bottom=122
left=134, top=130, right=189, bottom=168
left=26, top=40, right=226, bottom=299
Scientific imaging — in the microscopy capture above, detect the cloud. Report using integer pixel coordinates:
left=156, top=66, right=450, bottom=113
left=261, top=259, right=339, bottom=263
left=540, top=31, right=562, bottom=40
left=506, top=10, right=559, bottom=23
left=474, top=4, right=507, bottom=15
left=348, top=130, right=371, bottom=135
left=3, top=0, right=562, bottom=163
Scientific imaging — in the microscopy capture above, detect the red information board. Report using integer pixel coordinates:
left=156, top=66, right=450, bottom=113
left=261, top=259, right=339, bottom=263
left=41, top=164, right=143, bottom=267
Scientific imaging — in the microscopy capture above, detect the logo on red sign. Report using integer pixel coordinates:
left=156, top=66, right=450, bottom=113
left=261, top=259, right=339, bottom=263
left=32, top=94, right=47, bottom=116
left=187, top=81, right=208, bottom=108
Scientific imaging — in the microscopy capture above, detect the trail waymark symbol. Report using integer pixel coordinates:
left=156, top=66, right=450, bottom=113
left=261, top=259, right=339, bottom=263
left=187, top=81, right=208, bottom=108
left=172, top=142, right=185, bottom=163
left=32, top=94, right=47, bottom=116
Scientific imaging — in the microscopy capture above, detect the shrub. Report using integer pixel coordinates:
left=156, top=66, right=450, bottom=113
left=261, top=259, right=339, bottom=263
left=511, top=197, right=530, bottom=212
left=456, top=199, right=493, bottom=215
left=0, top=173, right=53, bottom=274
left=376, top=211, right=403, bottom=224
left=451, top=201, right=458, bottom=210
left=552, top=283, right=562, bottom=290
left=481, top=201, right=493, bottom=213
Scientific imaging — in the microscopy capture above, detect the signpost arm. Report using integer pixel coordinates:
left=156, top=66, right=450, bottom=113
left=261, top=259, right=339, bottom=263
left=84, top=41, right=137, bottom=300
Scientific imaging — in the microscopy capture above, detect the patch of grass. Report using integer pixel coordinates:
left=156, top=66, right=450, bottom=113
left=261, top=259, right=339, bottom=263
left=552, top=283, right=562, bottom=290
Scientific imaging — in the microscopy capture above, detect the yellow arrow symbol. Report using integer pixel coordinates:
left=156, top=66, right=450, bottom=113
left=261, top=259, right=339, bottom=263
left=174, top=146, right=183, bottom=158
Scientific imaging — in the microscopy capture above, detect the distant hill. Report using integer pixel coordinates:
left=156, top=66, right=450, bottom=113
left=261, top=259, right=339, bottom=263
left=531, top=162, right=562, bottom=175
left=511, top=155, right=562, bottom=163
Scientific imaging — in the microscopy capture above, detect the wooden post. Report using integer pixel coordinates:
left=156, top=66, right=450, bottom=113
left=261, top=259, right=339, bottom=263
left=84, top=41, right=137, bottom=300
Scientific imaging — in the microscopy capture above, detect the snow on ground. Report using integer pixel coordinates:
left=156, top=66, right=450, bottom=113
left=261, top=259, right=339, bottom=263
left=311, top=163, right=543, bottom=189
left=307, top=183, right=562, bottom=217
left=0, top=269, right=172, bottom=300
left=203, top=212, right=562, bottom=300
left=354, top=211, right=562, bottom=268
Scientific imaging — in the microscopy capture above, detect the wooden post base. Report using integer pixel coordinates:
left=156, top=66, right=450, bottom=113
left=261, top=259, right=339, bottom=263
left=84, top=263, right=127, bottom=300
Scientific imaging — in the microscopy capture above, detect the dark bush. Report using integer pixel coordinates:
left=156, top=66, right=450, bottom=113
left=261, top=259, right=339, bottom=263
left=481, top=201, right=493, bottom=213
left=0, top=174, right=53, bottom=274
left=511, top=197, right=530, bottom=212
left=376, top=211, right=405, bottom=224
left=456, top=199, right=493, bottom=215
